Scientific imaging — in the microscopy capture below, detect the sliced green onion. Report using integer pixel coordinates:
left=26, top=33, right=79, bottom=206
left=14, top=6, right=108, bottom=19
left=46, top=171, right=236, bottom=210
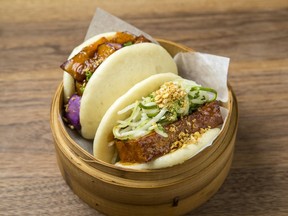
left=123, top=41, right=133, bottom=46
left=85, top=70, right=93, bottom=82
left=190, top=86, right=217, bottom=102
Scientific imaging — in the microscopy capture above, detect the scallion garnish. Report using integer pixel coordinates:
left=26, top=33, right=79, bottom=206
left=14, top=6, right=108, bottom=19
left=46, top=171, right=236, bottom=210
left=85, top=70, right=93, bottom=82
left=123, top=41, right=133, bottom=47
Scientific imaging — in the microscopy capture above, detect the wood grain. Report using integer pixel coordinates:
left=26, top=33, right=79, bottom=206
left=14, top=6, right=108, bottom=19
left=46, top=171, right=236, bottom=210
left=1, top=0, right=288, bottom=215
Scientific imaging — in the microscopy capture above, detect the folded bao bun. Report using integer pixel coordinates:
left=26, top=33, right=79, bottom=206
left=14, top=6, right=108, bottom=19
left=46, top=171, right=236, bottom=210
left=62, top=32, right=178, bottom=139
left=93, top=73, right=223, bottom=169
left=63, top=32, right=116, bottom=103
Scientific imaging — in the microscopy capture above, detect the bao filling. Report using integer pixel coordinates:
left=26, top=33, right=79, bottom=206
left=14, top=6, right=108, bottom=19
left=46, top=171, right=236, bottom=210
left=113, top=80, right=223, bottom=163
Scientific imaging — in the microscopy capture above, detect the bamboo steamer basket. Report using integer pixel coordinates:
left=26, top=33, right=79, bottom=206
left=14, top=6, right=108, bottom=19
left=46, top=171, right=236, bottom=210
left=50, top=39, right=238, bottom=216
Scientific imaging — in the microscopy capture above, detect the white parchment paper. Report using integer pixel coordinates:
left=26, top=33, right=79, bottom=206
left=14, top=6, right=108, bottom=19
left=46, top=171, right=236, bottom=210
left=64, top=8, right=230, bottom=156
left=85, top=8, right=158, bottom=44
left=174, top=52, right=229, bottom=102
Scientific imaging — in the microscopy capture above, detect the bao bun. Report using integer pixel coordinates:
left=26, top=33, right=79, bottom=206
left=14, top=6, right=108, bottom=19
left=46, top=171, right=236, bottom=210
left=62, top=32, right=178, bottom=139
left=93, top=73, right=221, bottom=169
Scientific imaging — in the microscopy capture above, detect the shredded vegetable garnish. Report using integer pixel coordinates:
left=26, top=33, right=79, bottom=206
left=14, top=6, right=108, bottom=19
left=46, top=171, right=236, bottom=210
left=113, top=79, right=217, bottom=140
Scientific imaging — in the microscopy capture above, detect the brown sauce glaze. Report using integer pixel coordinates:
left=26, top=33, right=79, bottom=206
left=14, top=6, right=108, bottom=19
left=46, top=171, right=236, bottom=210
left=60, top=32, right=151, bottom=95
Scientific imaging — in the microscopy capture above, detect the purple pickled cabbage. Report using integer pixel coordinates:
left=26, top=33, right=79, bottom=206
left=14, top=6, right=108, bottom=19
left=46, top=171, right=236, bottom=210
left=65, top=94, right=81, bottom=130
left=106, top=43, right=122, bottom=50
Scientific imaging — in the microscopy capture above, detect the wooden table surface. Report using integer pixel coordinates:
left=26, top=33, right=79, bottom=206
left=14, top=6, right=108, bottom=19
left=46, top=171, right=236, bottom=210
left=1, top=0, right=288, bottom=215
